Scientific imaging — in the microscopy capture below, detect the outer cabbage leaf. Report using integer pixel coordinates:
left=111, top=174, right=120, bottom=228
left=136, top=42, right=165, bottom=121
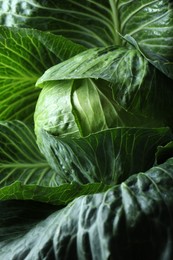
left=2, top=0, right=172, bottom=79
left=0, top=121, right=110, bottom=204
left=1, top=158, right=173, bottom=259
left=35, top=125, right=172, bottom=185
left=36, top=46, right=148, bottom=85
left=0, top=0, right=173, bottom=78
left=0, top=200, right=58, bottom=246
left=0, top=26, right=85, bottom=122
left=123, top=34, right=173, bottom=80
left=120, top=0, right=173, bottom=59
left=1, top=0, right=172, bottom=55
left=0, top=0, right=123, bottom=47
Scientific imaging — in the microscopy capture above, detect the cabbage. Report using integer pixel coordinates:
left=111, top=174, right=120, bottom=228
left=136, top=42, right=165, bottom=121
left=0, top=1, right=173, bottom=259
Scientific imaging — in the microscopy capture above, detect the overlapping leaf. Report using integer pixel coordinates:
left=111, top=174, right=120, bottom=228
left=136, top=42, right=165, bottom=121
left=0, top=121, right=110, bottom=204
left=36, top=46, right=148, bottom=85
left=123, top=34, right=173, bottom=80
left=2, top=0, right=172, bottom=80
left=37, top=126, right=173, bottom=185
left=120, top=0, right=173, bottom=58
left=1, top=158, right=173, bottom=259
left=0, top=1, right=173, bottom=259
left=35, top=79, right=138, bottom=141
left=36, top=46, right=173, bottom=130
left=1, top=0, right=172, bottom=59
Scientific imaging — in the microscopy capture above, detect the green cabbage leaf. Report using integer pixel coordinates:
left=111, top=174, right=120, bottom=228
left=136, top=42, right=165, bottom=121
left=0, top=26, right=85, bottom=123
left=36, top=46, right=173, bottom=130
left=1, top=157, right=173, bottom=259
left=35, top=126, right=173, bottom=185
left=1, top=0, right=173, bottom=78
left=0, top=120, right=110, bottom=204
left=0, top=1, right=173, bottom=259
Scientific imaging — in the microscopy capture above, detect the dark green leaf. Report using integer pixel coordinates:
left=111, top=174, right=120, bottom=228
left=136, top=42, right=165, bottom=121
left=0, top=200, right=58, bottom=245
left=1, top=0, right=172, bottom=53
left=9, top=0, right=172, bottom=80
left=1, top=158, right=173, bottom=259
left=120, top=0, right=173, bottom=59
left=155, top=141, right=173, bottom=165
left=37, top=126, right=173, bottom=185
left=123, top=34, right=173, bottom=80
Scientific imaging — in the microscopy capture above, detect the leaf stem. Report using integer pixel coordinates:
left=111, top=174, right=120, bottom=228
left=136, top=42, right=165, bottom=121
left=109, top=0, right=121, bottom=45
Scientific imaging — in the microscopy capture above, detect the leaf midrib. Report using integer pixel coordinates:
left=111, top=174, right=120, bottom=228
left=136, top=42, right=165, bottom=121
left=0, top=163, right=49, bottom=169
left=109, top=0, right=121, bottom=45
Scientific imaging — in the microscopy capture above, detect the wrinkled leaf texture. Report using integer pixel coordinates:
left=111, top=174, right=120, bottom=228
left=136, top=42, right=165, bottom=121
left=0, top=1, right=173, bottom=259
left=0, top=158, right=173, bottom=259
